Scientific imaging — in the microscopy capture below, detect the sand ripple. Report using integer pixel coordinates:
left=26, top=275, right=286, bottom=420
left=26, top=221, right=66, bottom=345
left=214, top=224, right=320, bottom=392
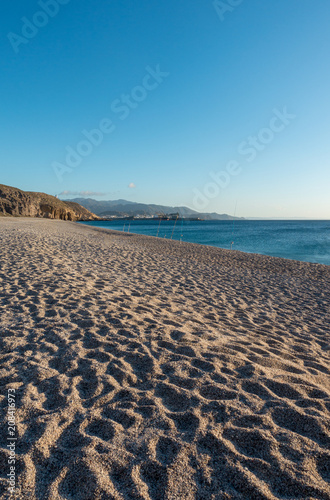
left=0, top=218, right=329, bottom=499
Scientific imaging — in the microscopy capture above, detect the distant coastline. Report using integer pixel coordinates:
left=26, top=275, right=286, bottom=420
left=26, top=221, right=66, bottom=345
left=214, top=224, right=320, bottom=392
left=64, top=196, right=243, bottom=221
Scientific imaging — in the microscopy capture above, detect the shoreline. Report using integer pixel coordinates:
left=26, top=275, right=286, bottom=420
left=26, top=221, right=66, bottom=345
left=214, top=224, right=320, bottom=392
left=80, top=222, right=330, bottom=268
left=0, top=218, right=329, bottom=499
left=77, top=219, right=330, bottom=267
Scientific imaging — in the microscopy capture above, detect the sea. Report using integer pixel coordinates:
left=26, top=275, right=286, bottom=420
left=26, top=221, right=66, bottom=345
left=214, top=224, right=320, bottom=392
left=79, top=219, right=330, bottom=266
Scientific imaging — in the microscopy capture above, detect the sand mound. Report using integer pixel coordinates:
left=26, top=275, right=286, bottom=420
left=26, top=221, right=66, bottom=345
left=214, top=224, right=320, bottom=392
left=0, top=218, right=329, bottom=499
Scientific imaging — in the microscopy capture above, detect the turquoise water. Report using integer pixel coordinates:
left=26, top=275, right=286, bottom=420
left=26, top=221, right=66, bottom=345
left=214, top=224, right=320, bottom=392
left=79, top=220, right=330, bottom=266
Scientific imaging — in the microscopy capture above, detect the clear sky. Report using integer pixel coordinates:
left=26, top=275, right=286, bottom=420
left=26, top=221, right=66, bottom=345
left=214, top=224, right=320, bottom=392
left=1, top=0, right=330, bottom=218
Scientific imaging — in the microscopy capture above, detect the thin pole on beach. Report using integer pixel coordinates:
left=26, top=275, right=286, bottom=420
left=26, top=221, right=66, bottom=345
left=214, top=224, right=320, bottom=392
left=180, top=217, right=183, bottom=243
left=128, top=222, right=131, bottom=233
left=230, top=201, right=237, bottom=249
left=170, top=214, right=179, bottom=239
left=123, top=224, right=126, bottom=232
left=156, top=217, right=162, bottom=237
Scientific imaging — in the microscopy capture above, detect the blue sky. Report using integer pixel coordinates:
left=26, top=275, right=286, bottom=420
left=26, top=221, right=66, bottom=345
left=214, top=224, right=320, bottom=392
left=1, top=0, right=330, bottom=218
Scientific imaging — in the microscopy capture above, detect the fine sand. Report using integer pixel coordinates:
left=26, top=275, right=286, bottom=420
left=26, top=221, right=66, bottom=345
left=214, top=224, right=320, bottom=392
left=0, top=218, right=329, bottom=500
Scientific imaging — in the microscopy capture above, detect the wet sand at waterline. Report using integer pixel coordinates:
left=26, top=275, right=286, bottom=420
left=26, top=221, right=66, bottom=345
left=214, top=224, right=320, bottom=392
left=0, top=218, right=329, bottom=499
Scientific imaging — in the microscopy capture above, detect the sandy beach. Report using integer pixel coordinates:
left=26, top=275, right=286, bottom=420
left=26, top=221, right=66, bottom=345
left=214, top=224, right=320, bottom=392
left=0, top=217, right=329, bottom=500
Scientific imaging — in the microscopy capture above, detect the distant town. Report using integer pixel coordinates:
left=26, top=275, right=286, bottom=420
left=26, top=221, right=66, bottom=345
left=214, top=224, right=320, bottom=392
left=99, top=213, right=205, bottom=221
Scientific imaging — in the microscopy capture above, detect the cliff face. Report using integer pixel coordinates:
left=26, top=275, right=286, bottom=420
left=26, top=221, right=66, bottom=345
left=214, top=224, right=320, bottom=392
left=0, top=184, right=98, bottom=221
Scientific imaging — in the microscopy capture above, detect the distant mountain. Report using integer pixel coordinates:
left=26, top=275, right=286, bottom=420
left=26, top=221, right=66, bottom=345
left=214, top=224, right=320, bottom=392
left=0, top=184, right=98, bottom=221
left=66, top=198, right=243, bottom=220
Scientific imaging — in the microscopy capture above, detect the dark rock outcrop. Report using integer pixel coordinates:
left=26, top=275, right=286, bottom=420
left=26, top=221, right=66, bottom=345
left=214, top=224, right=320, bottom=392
left=0, top=184, right=99, bottom=221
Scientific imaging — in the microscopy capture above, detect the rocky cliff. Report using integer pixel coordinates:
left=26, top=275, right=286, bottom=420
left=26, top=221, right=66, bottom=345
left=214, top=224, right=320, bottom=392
left=0, top=184, right=99, bottom=221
